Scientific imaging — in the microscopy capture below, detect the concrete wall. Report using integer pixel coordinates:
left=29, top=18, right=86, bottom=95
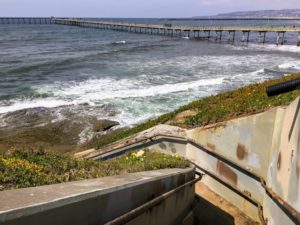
left=0, top=168, right=195, bottom=225
left=147, top=98, right=300, bottom=224
left=185, top=97, right=300, bottom=225
left=89, top=97, right=300, bottom=224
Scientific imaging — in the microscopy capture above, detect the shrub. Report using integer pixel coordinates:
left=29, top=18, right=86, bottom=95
left=0, top=149, right=189, bottom=190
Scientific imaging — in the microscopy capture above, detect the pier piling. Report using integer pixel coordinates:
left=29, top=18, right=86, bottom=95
left=205, top=30, right=211, bottom=40
left=258, top=31, right=267, bottom=44
left=276, top=31, right=286, bottom=45
left=242, top=31, right=250, bottom=43
left=228, top=30, right=236, bottom=42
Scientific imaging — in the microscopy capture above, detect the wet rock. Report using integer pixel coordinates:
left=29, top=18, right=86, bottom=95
left=91, top=119, right=119, bottom=132
left=0, top=119, right=87, bottom=153
left=2, top=107, right=57, bottom=129
left=0, top=104, right=120, bottom=153
left=0, top=117, right=120, bottom=153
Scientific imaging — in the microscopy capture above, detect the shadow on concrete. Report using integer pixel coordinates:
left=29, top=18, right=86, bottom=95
left=193, top=195, right=235, bottom=225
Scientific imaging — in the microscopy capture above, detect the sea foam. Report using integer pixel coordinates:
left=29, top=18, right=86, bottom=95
left=0, top=77, right=224, bottom=115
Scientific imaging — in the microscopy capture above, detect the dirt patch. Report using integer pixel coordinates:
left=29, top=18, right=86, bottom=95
left=166, top=109, right=198, bottom=126
left=80, top=127, right=126, bottom=152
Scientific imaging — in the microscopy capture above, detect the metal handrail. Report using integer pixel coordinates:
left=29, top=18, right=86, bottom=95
left=104, top=176, right=202, bottom=225
left=94, top=133, right=300, bottom=225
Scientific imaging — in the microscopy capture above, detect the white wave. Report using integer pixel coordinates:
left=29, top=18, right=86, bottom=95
left=0, top=99, right=72, bottom=114
left=230, top=43, right=300, bottom=53
left=0, top=77, right=224, bottom=115
left=258, top=44, right=300, bottom=53
left=0, top=114, right=7, bottom=127
left=114, top=40, right=126, bottom=44
left=125, top=54, right=291, bottom=74
left=278, top=61, right=300, bottom=71
left=227, top=68, right=271, bottom=84
left=116, top=111, right=161, bottom=127
left=47, top=77, right=224, bottom=101
left=78, top=125, right=94, bottom=144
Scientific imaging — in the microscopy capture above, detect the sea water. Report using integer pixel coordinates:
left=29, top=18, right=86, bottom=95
left=0, top=19, right=299, bottom=138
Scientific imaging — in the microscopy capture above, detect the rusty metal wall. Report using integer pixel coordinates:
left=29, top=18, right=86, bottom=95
left=185, top=97, right=300, bottom=224
left=90, top=97, right=300, bottom=224
left=186, top=107, right=278, bottom=180
left=264, top=97, right=300, bottom=225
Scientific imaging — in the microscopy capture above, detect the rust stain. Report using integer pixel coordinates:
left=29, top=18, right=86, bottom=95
left=297, top=163, right=300, bottom=179
left=159, top=143, right=167, bottom=150
left=207, top=143, right=216, bottom=151
left=236, top=143, right=248, bottom=160
left=168, top=142, right=175, bottom=148
left=168, top=143, right=177, bottom=153
left=217, top=161, right=238, bottom=186
left=297, top=135, right=300, bottom=179
left=277, top=152, right=281, bottom=170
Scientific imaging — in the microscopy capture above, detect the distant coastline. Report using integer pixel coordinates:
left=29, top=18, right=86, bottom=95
left=164, top=9, right=300, bottom=21
left=163, top=17, right=300, bottom=21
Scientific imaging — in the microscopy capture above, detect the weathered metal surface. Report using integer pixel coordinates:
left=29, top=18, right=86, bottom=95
left=80, top=97, right=300, bottom=224
left=186, top=108, right=278, bottom=180
left=187, top=97, right=300, bottom=224
left=186, top=143, right=264, bottom=221
left=264, top=97, right=300, bottom=224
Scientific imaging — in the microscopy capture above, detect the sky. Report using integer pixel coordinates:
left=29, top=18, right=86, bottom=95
left=0, top=0, right=298, bottom=17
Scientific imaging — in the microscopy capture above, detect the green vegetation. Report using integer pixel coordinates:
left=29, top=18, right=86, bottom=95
left=2, top=73, right=299, bottom=191
left=0, top=149, right=189, bottom=190
left=184, top=73, right=300, bottom=127
left=96, top=73, right=300, bottom=148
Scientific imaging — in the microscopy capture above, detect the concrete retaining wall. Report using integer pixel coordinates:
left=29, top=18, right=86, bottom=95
left=0, top=168, right=195, bottom=225
left=87, top=96, right=300, bottom=224
left=186, top=97, right=300, bottom=225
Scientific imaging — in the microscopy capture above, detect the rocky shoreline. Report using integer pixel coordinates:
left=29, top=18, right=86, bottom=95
left=0, top=105, right=122, bottom=153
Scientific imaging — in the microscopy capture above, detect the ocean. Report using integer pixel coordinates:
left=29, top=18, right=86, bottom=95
left=0, top=19, right=300, bottom=147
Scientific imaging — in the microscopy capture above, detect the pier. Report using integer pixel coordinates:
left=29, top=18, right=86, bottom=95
left=1, top=17, right=300, bottom=46
left=0, top=17, right=53, bottom=24
left=52, top=18, right=300, bottom=46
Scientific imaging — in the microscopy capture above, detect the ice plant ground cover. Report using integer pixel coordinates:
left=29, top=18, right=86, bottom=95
left=0, top=149, right=189, bottom=190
